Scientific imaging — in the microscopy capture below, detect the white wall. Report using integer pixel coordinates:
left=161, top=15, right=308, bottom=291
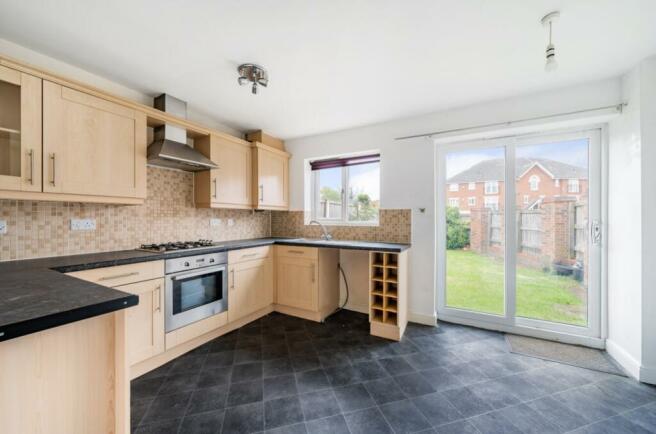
left=286, top=78, right=622, bottom=324
left=0, top=39, right=242, bottom=137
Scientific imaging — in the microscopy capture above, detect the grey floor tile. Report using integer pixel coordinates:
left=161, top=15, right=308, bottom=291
left=446, top=363, right=490, bottom=385
left=495, top=372, right=546, bottom=401
left=469, top=409, right=523, bottom=434
left=187, top=385, right=228, bottom=415
left=528, top=395, right=589, bottom=431
left=132, top=377, right=165, bottom=401
left=197, top=367, right=232, bottom=389
left=141, top=391, right=192, bottom=424
left=227, top=380, right=263, bottom=407
left=403, top=352, right=440, bottom=370
left=305, top=414, right=350, bottom=434
left=231, top=362, right=263, bottom=383
left=134, top=418, right=182, bottom=434
left=468, top=379, right=521, bottom=409
left=262, top=344, right=289, bottom=361
left=333, top=383, right=375, bottom=411
left=498, top=403, right=561, bottom=434
left=517, top=367, right=571, bottom=395
left=263, top=358, right=294, bottom=378
left=265, top=395, right=304, bottom=429
left=379, top=399, right=431, bottom=434
left=595, top=376, right=656, bottom=409
left=352, top=360, right=388, bottom=381
left=378, top=356, right=416, bottom=376
left=234, top=347, right=262, bottom=364
left=263, top=374, right=298, bottom=401
left=222, top=402, right=264, bottom=434
left=318, top=351, right=351, bottom=368
left=433, top=420, right=478, bottom=434
left=556, top=386, right=619, bottom=423
left=420, top=367, right=463, bottom=392
left=158, top=372, right=199, bottom=395
left=204, top=351, right=235, bottom=368
left=179, top=409, right=225, bottom=434
left=292, top=354, right=321, bottom=372
left=295, top=369, right=331, bottom=394
left=299, top=389, right=341, bottom=421
left=266, top=422, right=307, bottom=434
left=625, top=401, right=656, bottom=431
left=324, top=364, right=360, bottom=387
left=571, top=414, right=653, bottom=434
left=394, top=372, right=437, bottom=397
left=442, top=387, right=493, bottom=418
left=169, top=353, right=206, bottom=374
left=131, top=398, right=152, bottom=428
left=411, top=392, right=463, bottom=427
left=364, top=378, right=407, bottom=405
left=344, top=407, right=394, bottom=434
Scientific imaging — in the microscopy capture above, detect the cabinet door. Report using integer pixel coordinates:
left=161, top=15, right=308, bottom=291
left=213, top=138, right=252, bottom=207
left=0, top=65, right=41, bottom=192
left=228, top=257, right=273, bottom=323
left=276, top=256, right=318, bottom=311
left=116, top=278, right=165, bottom=365
left=42, top=81, right=147, bottom=198
left=256, top=147, right=289, bottom=209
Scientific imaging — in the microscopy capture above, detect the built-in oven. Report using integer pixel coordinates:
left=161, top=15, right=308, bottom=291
left=165, top=252, right=228, bottom=332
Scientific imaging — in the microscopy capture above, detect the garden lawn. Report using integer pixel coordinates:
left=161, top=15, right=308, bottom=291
left=446, top=249, right=586, bottom=326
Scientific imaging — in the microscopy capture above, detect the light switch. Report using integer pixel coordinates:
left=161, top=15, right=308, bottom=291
left=210, top=218, right=222, bottom=227
left=70, top=218, right=96, bottom=231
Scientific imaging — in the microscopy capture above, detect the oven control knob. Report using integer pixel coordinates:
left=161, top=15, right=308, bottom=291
left=184, top=261, right=190, bottom=267
left=210, top=258, right=215, bottom=263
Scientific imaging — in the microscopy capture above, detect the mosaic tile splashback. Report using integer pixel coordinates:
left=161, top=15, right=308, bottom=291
left=271, top=209, right=411, bottom=244
left=0, top=167, right=270, bottom=261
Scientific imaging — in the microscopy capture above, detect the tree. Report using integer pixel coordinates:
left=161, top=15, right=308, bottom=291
left=446, top=206, right=470, bottom=249
left=320, top=186, right=341, bottom=202
left=350, top=193, right=378, bottom=221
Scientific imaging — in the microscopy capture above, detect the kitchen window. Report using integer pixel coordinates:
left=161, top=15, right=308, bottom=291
left=568, top=179, right=580, bottom=193
left=484, top=181, right=499, bottom=194
left=311, top=153, right=380, bottom=224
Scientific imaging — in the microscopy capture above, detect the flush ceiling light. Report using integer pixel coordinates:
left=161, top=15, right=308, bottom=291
left=541, top=11, right=560, bottom=72
left=237, top=63, right=268, bottom=94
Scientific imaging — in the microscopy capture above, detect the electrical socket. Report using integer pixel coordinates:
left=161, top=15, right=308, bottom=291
left=227, top=219, right=235, bottom=227
left=210, top=218, right=222, bottom=227
left=0, top=220, right=7, bottom=235
left=70, top=218, right=96, bottom=231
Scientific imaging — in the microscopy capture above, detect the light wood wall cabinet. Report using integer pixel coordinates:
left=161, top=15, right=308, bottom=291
left=228, top=246, right=274, bottom=323
left=275, top=246, right=339, bottom=322
left=0, top=65, right=41, bottom=193
left=42, top=81, right=147, bottom=200
left=252, top=143, right=290, bottom=210
left=195, top=134, right=253, bottom=208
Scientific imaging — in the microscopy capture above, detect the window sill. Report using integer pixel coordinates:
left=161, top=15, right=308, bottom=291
left=305, top=220, right=380, bottom=228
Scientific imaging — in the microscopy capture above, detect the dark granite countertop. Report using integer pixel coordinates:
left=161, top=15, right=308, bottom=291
left=0, top=237, right=410, bottom=342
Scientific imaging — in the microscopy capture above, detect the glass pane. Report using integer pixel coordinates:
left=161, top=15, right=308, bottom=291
left=347, top=162, right=380, bottom=222
left=173, top=272, right=223, bottom=314
left=316, top=167, right=343, bottom=219
left=0, top=80, right=21, bottom=178
left=445, top=147, right=505, bottom=315
left=515, top=138, right=588, bottom=326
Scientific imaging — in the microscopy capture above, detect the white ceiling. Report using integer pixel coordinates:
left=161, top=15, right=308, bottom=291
left=1, top=0, right=655, bottom=139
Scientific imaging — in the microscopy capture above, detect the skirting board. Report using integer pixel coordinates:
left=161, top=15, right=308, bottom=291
left=409, top=311, right=437, bottom=326
left=640, top=365, right=656, bottom=385
left=606, top=339, right=642, bottom=381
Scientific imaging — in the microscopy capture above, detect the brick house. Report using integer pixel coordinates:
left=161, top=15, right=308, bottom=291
left=446, top=157, right=588, bottom=215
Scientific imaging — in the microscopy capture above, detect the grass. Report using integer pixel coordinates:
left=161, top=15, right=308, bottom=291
left=446, top=249, right=586, bottom=326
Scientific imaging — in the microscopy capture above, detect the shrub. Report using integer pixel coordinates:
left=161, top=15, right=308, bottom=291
left=447, top=206, right=470, bottom=249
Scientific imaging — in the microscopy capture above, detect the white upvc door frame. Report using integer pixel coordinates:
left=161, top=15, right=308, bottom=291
left=436, top=127, right=604, bottom=347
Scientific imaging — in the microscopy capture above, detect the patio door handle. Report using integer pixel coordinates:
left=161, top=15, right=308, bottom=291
left=590, top=220, right=601, bottom=245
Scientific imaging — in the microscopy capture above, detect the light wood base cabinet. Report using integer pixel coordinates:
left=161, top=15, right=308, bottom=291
left=228, top=247, right=274, bottom=323
left=369, top=251, right=408, bottom=341
left=275, top=246, right=339, bottom=322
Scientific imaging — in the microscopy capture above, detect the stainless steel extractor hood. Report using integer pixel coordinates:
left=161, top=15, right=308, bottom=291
left=147, top=94, right=218, bottom=172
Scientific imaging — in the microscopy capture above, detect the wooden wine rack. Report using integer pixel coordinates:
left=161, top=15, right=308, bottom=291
left=369, top=250, right=408, bottom=341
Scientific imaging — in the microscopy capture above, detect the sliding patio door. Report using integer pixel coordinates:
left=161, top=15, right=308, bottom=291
left=436, top=128, right=602, bottom=342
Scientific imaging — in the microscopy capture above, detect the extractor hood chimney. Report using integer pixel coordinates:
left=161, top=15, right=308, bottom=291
left=147, top=94, right=218, bottom=172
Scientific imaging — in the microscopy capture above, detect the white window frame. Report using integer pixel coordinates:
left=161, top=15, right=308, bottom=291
left=468, top=196, right=476, bottom=206
left=529, top=175, right=540, bottom=191
left=484, top=181, right=499, bottom=194
left=484, top=196, right=499, bottom=210
left=311, top=163, right=380, bottom=226
left=468, top=182, right=476, bottom=190
left=449, top=183, right=459, bottom=192
left=568, top=178, right=580, bottom=193
left=448, top=198, right=459, bottom=207
left=523, top=195, right=529, bottom=205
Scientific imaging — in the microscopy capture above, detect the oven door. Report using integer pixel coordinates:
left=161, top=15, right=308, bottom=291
left=165, top=265, right=228, bottom=332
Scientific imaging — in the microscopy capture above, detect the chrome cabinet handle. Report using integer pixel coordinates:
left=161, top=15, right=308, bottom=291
left=98, top=271, right=139, bottom=281
left=288, top=250, right=304, bottom=254
left=230, top=269, right=235, bottom=290
left=311, top=263, right=316, bottom=283
left=153, top=285, right=161, bottom=312
left=259, top=185, right=263, bottom=202
left=27, top=149, right=34, bottom=184
left=49, top=153, right=56, bottom=186
left=241, top=253, right=257, bottom=258
left=212, top=178, right=218, bottom=198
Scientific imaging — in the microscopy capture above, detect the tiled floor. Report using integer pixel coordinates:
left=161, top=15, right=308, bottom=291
left=131, top=310, right=656, bottom=434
